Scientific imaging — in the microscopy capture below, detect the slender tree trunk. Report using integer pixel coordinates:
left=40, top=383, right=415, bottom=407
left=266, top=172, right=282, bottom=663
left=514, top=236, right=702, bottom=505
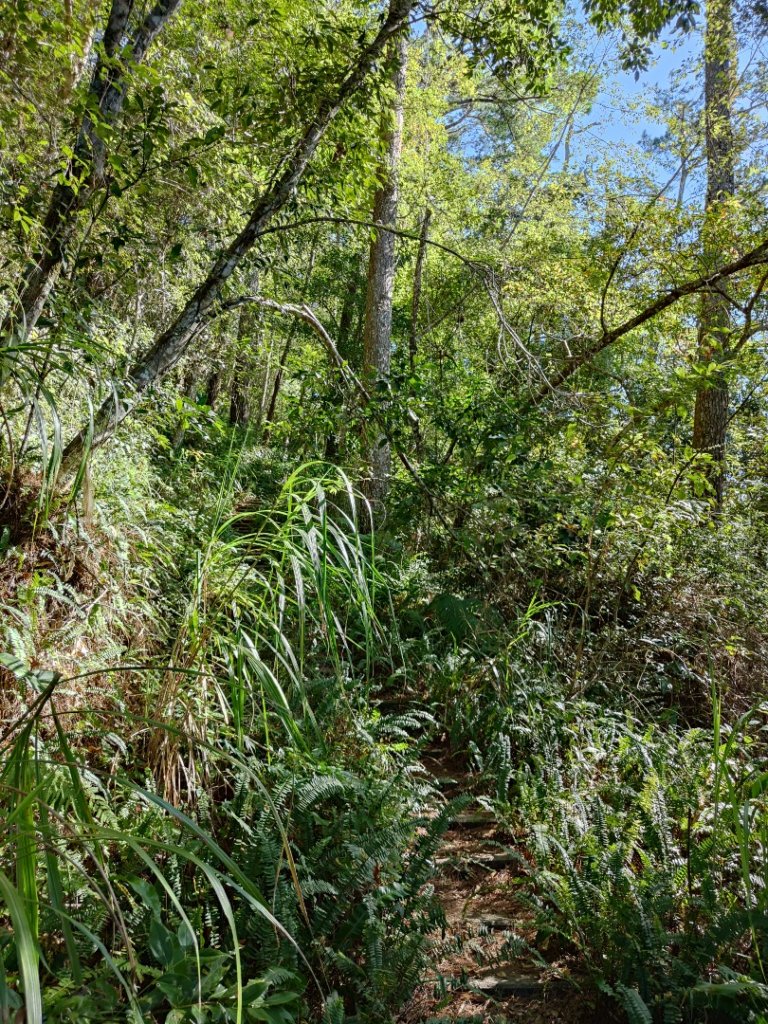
left=692, top=0, right=737, bottom=509
left=0, top=0, right=181, bottom=351
left=255, top=340, right=274, bottom=428
left=362, top=31, right=407, bottom=511
left=676, top=153, right=689, bottom=210
left=262, top=334, right=294, bottom=441
left=206, top=370, right=223, bottom=410
left=172, top=371, right=198, bottom=450
left=409, top=207, right=431, bottom=376
left=229, top=271, right=261, bottom=428
left=60, top=0, right=417, bottom=476
left=229, top=356, right=251, bottom=427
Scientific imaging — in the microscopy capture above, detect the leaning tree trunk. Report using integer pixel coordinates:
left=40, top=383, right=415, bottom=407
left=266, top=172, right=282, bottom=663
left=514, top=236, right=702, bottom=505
left=59, top=0, right=417, bottom=477
left=692, top=0, right=737, bottom=510
left=362, top=31, right=407, bottom=513
left=0, top=0, right=181, bottom=351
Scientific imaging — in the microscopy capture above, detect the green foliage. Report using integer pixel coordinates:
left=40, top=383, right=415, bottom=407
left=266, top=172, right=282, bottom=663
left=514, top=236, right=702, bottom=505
left=3, top=3, right=768, bottom=1023
left=0, top=456, right=442, bottom=1023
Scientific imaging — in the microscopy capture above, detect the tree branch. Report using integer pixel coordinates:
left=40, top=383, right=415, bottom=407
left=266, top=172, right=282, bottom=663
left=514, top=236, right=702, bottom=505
left=534, top=239, right=768, bottom=404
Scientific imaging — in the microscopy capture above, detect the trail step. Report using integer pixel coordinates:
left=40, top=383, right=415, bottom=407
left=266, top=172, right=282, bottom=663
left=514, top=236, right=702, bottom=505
left=461, top=965, right=544, bottom=997
left=435, top=848, right=517, bottom=870
left=466, top=912, right=518, bottom=931
left=451, top=810, right=496, bottom=827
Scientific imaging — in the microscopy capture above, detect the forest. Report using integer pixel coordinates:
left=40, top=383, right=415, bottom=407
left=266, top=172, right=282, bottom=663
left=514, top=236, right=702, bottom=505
left=1, top=0, right=768, bottom=1021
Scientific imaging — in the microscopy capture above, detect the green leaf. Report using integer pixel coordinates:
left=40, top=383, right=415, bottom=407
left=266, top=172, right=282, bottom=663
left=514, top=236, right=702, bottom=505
left=0, top=870, right=41, bottom=1024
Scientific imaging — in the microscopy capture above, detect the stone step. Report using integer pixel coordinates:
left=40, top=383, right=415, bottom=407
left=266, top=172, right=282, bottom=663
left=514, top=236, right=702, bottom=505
left=467, top=912, right=518, bottom=931
left=460, top=965, right=544, bottom=997
left=435, top=848, right=517, bottom=870
left=451, top=810, right=496, bottom=827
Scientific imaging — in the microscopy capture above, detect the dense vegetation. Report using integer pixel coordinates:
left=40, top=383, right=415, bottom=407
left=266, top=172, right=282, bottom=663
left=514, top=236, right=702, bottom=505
left=2, top=0, right=768, bottom=1021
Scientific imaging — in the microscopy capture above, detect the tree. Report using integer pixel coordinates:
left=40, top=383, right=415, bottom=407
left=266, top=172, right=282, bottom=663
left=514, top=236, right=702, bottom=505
left=362, top=32, right=408, bottom=510
left=59, top=0, right=419, bottom=476
left=692, top=0, right=738, bottom=508
left=0, top=0, right=181, bottom=351
left=49, top=0, right=707, bottom=478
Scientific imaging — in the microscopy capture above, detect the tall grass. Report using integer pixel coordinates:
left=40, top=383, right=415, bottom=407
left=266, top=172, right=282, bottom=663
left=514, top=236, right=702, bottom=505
left=0, top=659, right=315, bottom=1024
left=148, top=459, right=386, bottom=797
left=0, top=460, right=404, bottom=1023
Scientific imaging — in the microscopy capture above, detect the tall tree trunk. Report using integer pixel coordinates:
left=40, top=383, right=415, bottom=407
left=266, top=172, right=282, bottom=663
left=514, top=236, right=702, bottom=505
left=60, top=0, right=417, bottom=477
left=0, top=0, right=181, bottom=351
left=362, top=31, right=407, bottom=512
left=229, top=355, right=251, bottom=427
left=255, top=340, right=275, bottom=429
left=261, top=334, right=294, bottom=441
left=692, top=0, right=737, bottom=509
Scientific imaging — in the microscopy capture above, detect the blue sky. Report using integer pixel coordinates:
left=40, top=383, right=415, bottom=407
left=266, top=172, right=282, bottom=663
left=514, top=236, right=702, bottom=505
left=565, top=13, right=702, bottom=162
left=598, top=29, right=700, bottom=145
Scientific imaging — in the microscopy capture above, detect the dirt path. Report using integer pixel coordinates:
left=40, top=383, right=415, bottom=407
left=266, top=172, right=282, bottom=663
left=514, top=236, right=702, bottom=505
left=399, top=747, right=597, bottom=1024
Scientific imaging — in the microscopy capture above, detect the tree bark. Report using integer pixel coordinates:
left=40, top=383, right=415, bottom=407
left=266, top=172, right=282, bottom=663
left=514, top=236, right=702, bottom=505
left=362, top=31, right=407, bottom=512
left=59, top=0, right=417, bottom=477
left=692, top=0, right=737, bottom=509
left=1, top=0, right=181, bottom=351
left=229, top=363, right=251, bottom=427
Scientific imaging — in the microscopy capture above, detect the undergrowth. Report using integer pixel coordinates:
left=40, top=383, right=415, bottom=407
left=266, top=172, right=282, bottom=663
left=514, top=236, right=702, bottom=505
left=0, top=438, right=445, bottom=1023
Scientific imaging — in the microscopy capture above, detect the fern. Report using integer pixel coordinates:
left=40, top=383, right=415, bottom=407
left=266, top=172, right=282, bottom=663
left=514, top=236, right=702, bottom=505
left=616, top=983, right=653, bottom=1024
